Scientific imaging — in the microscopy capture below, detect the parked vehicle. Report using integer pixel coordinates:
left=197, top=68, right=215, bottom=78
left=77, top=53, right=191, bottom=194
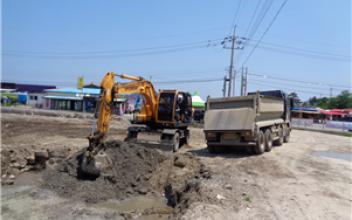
left=204, top=90, right=292, bottom=154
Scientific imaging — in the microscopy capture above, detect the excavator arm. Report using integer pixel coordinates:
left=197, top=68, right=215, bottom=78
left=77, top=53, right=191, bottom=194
left=87, top=72, right=115, bottom=154
left=87, top=72, right=158, bottom=156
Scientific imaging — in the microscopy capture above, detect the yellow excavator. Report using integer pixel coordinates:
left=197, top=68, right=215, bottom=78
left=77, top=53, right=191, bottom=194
left=80, top=72, right=192, bottom=178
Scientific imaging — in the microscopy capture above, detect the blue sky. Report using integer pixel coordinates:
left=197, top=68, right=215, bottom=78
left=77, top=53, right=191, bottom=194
left=2, top=0, right=351, bottom=100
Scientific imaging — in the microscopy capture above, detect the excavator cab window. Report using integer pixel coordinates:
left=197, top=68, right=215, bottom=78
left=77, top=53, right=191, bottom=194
left=157, top=92, right=175, bottom=122
left=175, top=92, right=192, bottom=123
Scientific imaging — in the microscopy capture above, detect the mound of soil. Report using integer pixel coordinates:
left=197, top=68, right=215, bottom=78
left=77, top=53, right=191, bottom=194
left=1, top=148, right=32, bottom=185
left=42, top=140, right=166, bottom=202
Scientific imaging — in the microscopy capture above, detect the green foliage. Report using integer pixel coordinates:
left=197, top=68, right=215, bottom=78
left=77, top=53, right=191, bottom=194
left=304, top=90, right=352, bottom=109
left=288, top=92, right=301, bottom=106
left=0, top=93, right=18, bottom=106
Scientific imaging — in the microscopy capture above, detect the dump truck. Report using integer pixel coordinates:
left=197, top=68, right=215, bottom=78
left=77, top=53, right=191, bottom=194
left=204, top=90, right=292, bottom=154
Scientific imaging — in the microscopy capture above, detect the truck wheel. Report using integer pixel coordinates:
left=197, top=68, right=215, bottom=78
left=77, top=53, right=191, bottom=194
left=172, top=132, right=180, bottom=152
left=264, top=129, right=273, bottom=152
left=254, top=131, right=265, bottom=155
left=283, top=127, right=290, bottom=143
left=207, top=145, right=217, bottom=154
left=274, top=126, right=284, bottom=146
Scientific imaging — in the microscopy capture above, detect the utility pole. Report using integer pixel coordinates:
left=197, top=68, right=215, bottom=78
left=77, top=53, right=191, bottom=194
left=240, top=66, right=248, bottom=96
left=240, top=67, right=243, bottom=96
left=221, top=25, right=244, bottom=97
left=222, top=76, right=228, bottom=97
left=227, top=26, right=236, bottom=97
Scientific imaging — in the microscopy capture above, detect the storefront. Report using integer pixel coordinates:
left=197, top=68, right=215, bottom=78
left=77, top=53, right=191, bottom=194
left=43, top=88, right=100, bottom=112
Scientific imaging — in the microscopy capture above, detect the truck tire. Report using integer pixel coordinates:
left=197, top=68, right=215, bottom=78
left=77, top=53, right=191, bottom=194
left=172, top=132, right=180, bottom=152
left=254, top=130, right=265, bottom=155
left=264, top=129, right=273, bottom=152
left=283, top=127, right=290, bottom=143
left=207, top=144, right=217, bottom=154
left=274, top=126, right=284, bottom=146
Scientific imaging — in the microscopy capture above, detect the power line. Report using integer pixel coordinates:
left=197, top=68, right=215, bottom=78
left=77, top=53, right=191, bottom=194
left=243, top=0, right=263, bottom=37
left=3, top=38, right=222, bottom=58
left=229, top=0, right=243, bottom=33
left=245, top=0, right=274, bottom=43
left=248, top=81, right=330, bottom=96
left=3, top=44, right=219, bottom=59
left=247, top=72, right=351, bottom=89
left=249, top=78, right=346, bottom=93
left=246, top=38, right=350, bottom=59
left=245, top=42, right=350, bottom=62
left=236, top=0, right=274, bottom=64
left=154, top=77, right=223, bottom=84
left=241, top=0, right=289, bottom=66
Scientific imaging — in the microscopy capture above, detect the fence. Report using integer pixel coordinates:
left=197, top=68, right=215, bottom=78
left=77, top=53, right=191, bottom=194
left=292, top=118, right=352, bottom=132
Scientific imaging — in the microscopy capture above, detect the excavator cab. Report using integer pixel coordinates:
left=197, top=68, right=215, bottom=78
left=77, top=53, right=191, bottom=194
left=156, top=90, right=192, bottom=127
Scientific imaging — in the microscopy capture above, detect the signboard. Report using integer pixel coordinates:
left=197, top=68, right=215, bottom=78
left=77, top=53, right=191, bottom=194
left=77, top=76, right=84, bottom=89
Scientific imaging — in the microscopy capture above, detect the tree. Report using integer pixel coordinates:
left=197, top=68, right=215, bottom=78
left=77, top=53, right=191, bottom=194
left=303, top=90, right=352, bottom=109
left=288, top=92, right=301, bottom=106
left=335, top=90, right=352, bottom=108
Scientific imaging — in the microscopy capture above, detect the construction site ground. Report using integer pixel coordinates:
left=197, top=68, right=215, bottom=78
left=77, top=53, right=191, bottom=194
left=1, top=112, right=351, bottom=220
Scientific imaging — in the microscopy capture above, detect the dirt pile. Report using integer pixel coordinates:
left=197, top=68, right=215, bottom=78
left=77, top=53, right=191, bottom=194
left=1, top=149, right=29, bottom=185
left=1, top=146, right=72, bottom=185
left=42, top=140, right=167, bottom=202
left=41, top=141, right=212, bottom=208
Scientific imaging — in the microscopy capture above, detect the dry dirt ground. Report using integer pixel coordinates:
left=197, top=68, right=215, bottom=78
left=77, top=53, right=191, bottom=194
left=1, top=112, right=352, bottom=220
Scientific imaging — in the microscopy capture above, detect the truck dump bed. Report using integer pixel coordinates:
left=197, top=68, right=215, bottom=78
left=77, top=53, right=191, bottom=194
left=204, top=93, right=285, bottom=131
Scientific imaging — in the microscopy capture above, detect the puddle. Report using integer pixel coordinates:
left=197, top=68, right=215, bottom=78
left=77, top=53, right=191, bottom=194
left=311, top=151, right=352, bottom=162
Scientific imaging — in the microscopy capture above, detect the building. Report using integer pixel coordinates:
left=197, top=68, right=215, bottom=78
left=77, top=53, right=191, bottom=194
left=0, top=82, right=56, bottom=107
left=43, top=88, right=100, bottom=112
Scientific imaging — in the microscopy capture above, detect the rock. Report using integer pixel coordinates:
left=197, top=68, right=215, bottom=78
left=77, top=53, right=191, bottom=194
left=1, top=174, right=6, bottom=178
left=35, top=151, right=49, bottom=160
left=10, top=162, right=25, bottom=169
left=9, top=174, right=15, bottom=179
left=126, top=187, right=134, bottom=194
left=3, top=179, right=14, bottom=185
left=216, top=194, right=226, bottom=200
left=48, top=158, right=56, bottom=165
left=174, top=156, right=186, bottom=168
left=224, top=184, right=232, bottom=190
left=137, top=187, right=148, bottom=195
left=26, top=156, right=36, bottom=165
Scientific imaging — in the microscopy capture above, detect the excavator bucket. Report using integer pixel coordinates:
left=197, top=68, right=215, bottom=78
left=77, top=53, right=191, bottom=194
left=76, top=133, right=105, bottom=179
left=77, top=151, right=100, bottom=180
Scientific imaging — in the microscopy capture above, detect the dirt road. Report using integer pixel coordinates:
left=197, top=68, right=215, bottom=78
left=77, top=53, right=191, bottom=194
left=1, top=113, right=351, bottom=219
left=181, top=128, right=352, bottom=220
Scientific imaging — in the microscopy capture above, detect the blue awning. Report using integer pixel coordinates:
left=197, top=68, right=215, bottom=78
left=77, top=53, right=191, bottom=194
left=44, top=95, right=83, bottom=100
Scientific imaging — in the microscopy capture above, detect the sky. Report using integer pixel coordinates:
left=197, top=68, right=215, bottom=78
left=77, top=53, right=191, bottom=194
left=2, top=0, right=351, bottom=101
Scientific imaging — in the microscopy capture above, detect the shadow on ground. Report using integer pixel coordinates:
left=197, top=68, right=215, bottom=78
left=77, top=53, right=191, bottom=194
left=187, top=145, right=257, bottom=159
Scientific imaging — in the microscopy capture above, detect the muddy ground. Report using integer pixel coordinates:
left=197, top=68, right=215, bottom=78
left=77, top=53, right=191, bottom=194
left=1, top=112, right=352, bottom=220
